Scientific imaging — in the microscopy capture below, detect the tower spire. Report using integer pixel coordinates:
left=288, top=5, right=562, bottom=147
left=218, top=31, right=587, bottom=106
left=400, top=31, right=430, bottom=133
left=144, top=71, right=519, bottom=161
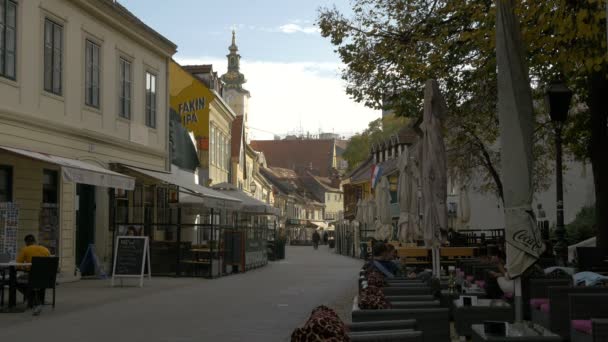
left=221, top=30, right=247, bottom=91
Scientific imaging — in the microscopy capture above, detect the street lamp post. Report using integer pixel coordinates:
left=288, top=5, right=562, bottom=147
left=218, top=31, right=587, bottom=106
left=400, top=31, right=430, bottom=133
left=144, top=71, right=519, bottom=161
left=545, top=81, right=573, bottom=266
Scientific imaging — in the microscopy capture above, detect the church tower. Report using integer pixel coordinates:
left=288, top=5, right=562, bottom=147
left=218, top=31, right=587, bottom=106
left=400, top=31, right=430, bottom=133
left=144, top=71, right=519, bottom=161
left=221, top=30, right=250, bottom=141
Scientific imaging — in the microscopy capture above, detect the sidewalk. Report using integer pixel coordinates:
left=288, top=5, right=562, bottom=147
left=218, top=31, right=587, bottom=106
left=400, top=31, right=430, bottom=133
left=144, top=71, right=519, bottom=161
left=0, top=246, right=362, bottom=342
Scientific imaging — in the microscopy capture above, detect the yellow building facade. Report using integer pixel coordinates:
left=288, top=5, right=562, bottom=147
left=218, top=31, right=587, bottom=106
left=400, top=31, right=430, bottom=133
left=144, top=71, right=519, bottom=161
left=169, top=61, right=235, bottom=186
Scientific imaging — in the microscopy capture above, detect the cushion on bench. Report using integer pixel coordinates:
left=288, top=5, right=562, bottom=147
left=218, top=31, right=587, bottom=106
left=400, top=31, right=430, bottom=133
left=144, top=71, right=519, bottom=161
left=540, top=303, right=550, bottom=313
left=572, top=319, right=593, bottom=335
left=530, top=298, right=549, bottom=309
left=475, top=280, right=486, bottom=289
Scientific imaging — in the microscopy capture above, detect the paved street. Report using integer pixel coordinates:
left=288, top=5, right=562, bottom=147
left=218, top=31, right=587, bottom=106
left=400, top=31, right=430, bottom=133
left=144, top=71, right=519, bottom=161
left=0, top=246, right=362, bottom=342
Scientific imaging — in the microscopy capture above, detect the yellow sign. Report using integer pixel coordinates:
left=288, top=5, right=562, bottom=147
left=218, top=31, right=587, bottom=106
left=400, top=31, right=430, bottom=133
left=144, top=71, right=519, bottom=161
left=169, top=61, right=214, bottom=150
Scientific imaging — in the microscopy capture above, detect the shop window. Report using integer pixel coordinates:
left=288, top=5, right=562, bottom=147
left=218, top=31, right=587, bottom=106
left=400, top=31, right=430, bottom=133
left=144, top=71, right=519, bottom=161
left=0, top=165, right=12, bottom=202
left=156, top=186, right=170, bottom=224
left=42, top=169, right=58, bottom=203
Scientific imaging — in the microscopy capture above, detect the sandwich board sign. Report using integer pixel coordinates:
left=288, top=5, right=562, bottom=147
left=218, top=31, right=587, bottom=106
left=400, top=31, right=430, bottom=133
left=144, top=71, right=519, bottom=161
left=111, top=236, right=151, bottom=287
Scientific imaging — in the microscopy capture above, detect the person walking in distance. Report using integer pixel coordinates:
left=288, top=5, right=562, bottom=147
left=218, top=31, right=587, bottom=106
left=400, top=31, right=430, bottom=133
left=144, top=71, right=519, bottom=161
left=312, top=230, right=321, bottom=250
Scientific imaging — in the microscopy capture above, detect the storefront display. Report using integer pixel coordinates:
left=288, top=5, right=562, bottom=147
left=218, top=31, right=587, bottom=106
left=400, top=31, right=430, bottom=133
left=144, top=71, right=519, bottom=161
left=0, top=202, right=19, bottom=260
left=39, top=203, right=59, bottom=255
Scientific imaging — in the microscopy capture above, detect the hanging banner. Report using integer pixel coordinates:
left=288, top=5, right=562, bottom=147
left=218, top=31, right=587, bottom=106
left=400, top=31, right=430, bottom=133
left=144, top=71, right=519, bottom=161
left=169, top=61, right=215, bottom=151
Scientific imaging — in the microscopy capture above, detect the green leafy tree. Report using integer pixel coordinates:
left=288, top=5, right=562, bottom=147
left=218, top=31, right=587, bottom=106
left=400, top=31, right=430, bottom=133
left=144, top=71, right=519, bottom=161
left=565, top=206, right=597, bottom=246
left=318, top=0, right=547, bottom=201
left=318, top=0, right=607, bottom=249
left=343, top=116, right=408, bottom=172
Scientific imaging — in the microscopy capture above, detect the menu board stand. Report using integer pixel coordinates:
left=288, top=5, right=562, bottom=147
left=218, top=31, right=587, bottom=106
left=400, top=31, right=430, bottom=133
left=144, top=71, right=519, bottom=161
left=111, top=236, right=151, bottom=287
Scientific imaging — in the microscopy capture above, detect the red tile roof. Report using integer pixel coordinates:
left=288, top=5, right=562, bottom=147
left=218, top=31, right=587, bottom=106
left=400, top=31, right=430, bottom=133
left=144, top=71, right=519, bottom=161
left=250, top=139, right=335, bottom=177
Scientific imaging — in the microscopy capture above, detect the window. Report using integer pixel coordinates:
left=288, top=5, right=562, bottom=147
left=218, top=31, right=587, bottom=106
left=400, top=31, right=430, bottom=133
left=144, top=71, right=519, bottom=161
left=145, top=72, right=156, bottom=128
left=0, top=0, right=16, bottom=79
left=217, top=131, right=224, bottom=169
left=119, top=58, right=131, bottom=119
left=221, top=135, right=225, bottom=170
left=210, top=125, right=215, bottom=165
left=44, top=19, right=62, bottom=95
left=225, top=137, right=231, bottom=170
left=215, top=129, right=220, bottom=168
left=0, top=165, right=12, bottom=202
left=42, top=169, right=58, bottom=204
left=85, top=40, right=100, bottom=108
left=224, top=135, right=228, bottom=170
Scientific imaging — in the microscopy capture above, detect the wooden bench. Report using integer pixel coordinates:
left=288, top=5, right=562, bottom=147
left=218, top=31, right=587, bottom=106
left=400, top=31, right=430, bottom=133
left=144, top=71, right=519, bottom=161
left=396, top=248, right=430, bottom=265
left=440, top=247, right=476, bottom=260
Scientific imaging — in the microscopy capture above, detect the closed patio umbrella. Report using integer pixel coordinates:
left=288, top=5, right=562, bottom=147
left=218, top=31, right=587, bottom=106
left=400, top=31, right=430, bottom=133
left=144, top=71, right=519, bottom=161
left=421, top=79, right=448, bottom=277
left=409, top=142, right=423, bottom=241
left=458, top=186, right=471, bottom=229
left=397, top=151, right=411, bottom=242
left=496, top=0, right=544, bottom=321
left=375, top=176, right=393, bottom=241
left=355, top=199, right=365, bottom=223
left=398, top=149, right=420, bottom=242
left=365, top=199, right=376, bottom=228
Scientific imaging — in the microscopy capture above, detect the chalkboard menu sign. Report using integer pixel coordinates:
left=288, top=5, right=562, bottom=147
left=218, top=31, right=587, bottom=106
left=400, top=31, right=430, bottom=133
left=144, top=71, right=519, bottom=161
left=111, top=236, right=151, bottom=287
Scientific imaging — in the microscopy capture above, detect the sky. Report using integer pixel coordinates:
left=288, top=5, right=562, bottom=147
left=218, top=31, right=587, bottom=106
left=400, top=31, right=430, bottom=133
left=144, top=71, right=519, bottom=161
left=119, top=0, right=379, bottom=140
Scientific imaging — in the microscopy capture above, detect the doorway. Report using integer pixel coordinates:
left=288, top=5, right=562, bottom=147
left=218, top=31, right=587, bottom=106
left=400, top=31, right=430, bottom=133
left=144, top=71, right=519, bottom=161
left=76, top=184, right=96, bottom=267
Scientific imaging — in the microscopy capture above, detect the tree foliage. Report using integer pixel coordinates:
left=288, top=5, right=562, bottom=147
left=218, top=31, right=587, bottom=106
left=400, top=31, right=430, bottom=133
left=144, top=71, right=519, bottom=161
left=565, top=206, right=597, bottom=246
left=318, top=0, right=599, bottom=192
left=343, top=116, right=408, bottom=172
left=318, top=0, right=608, bottom=248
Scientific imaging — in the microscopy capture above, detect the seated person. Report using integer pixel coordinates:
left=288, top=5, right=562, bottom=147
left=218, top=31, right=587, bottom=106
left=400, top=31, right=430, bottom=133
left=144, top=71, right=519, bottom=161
left=384, top=244, right=402, bottom=276
left=369, top=243, right=396, bottom=278
left=17, top=234, right=51, bottom=266
left=488, top=254, right=514, bottom=294
left=16, top=234, right=50, bottom=315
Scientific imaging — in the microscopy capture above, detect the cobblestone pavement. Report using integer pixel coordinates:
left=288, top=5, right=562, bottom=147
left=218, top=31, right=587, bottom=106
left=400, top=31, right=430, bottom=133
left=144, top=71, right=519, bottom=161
left=0, top=246, right=362, bottom=342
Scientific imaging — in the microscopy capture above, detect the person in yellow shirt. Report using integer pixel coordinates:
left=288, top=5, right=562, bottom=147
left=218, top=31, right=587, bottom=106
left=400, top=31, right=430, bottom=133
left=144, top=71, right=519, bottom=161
left=16, top=234, right=50, bottom=265
left=16, top=234, right=50, bottom=315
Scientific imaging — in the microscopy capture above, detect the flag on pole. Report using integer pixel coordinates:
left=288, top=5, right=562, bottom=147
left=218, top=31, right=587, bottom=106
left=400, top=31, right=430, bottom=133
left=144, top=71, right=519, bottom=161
left=371, top=164, right=382, bottom=189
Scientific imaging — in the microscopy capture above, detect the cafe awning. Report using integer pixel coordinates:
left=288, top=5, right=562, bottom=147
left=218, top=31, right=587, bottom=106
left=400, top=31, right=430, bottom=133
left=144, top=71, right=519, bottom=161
left=211, top=182, right=279, bottom=215
left=306, top=220, right=329, bottom=230
left=0, top=145, right=135, bottom=190
left=123, top=165, right=241, bottom=208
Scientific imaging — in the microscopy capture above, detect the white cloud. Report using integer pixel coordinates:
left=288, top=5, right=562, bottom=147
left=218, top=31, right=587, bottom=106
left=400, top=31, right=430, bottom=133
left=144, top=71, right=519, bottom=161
left=175, top=56, right=379, bottom=140
left=278, top=23, right=320, bottom=34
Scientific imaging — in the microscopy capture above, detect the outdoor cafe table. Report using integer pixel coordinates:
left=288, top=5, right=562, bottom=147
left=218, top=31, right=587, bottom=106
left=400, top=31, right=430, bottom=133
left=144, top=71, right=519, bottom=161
left=0, top=262, right=31, bottom=313
left=454, top=299, right=513, bottom=337
left=441, top=289, right=487, bottom=318
left=471, top=322, right=561, bottom=342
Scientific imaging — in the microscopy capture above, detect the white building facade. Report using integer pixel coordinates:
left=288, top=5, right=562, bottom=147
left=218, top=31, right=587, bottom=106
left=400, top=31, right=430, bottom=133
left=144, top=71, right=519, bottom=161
left=0, top=0, right=175, bottom=280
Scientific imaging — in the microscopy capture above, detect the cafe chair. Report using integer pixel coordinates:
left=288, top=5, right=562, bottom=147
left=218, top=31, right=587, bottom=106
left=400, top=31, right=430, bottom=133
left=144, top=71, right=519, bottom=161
left=0, top=253, right=10, bottom=307
left=21, top=257, right=59, bottom=309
